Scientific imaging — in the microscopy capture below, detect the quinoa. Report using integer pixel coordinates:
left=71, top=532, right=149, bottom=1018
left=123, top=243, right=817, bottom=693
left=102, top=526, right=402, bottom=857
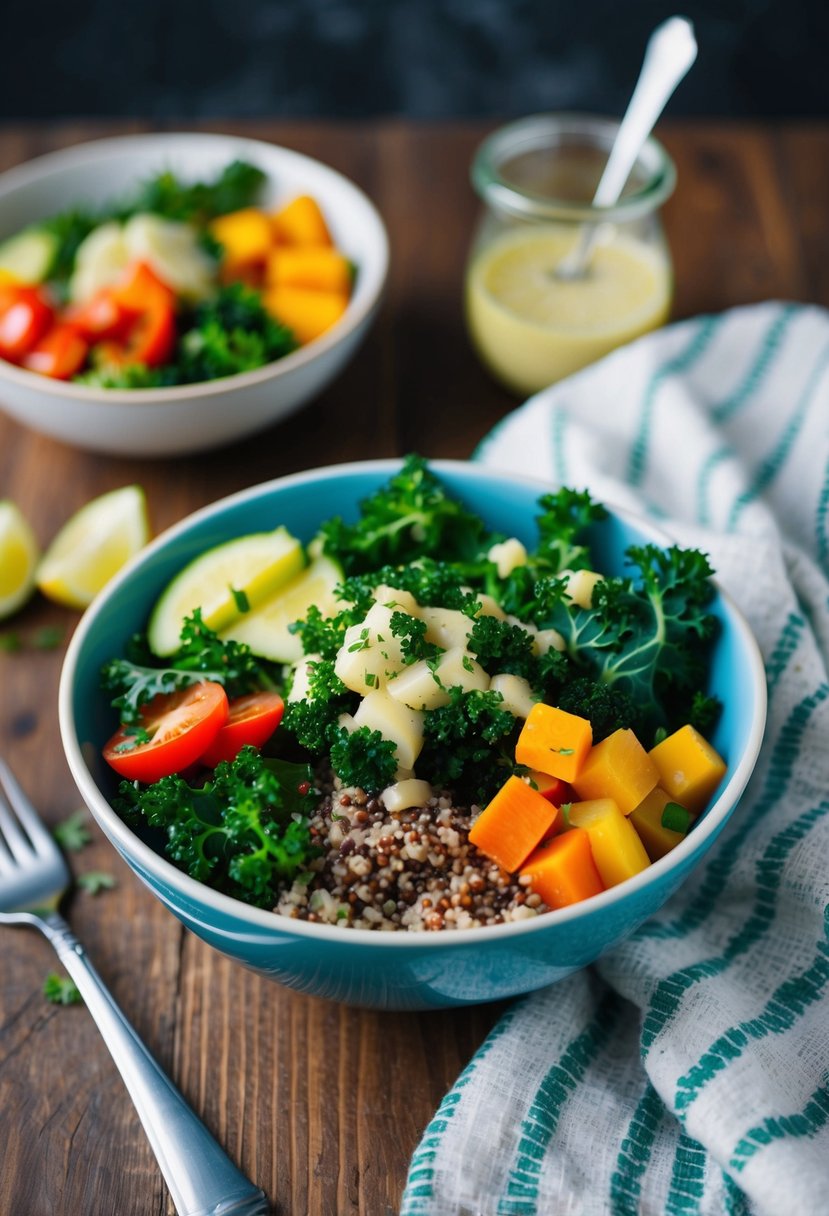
left=274, top=776, right=549, bottom=931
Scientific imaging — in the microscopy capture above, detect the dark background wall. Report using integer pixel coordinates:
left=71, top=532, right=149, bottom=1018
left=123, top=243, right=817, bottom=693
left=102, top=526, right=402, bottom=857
left=3, top=0, right=824, bottom=121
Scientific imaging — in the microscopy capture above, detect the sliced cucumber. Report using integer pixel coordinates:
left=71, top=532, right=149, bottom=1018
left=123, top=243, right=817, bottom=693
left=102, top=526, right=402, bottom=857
left=220, top=553, right=343, bottom=663
left=0, top=228, right=58, bottom=284
left=148, top=526, right=305, bottom=656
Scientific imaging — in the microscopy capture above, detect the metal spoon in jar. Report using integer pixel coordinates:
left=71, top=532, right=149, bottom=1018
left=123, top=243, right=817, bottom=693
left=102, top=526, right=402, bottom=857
left=555, top=15, right=697, bottom=281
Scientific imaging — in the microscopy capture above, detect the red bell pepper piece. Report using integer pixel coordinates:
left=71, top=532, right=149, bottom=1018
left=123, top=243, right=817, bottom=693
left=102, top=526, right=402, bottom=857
left=95, top=261, right=177, bottom=368
left=23, top=324, right=89, bottom=380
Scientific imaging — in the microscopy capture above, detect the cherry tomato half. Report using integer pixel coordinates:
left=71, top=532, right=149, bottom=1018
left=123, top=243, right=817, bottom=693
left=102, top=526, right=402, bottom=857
left=103, top=682, right=229, bottom=783
left=199, top=692, right=285, bottom=768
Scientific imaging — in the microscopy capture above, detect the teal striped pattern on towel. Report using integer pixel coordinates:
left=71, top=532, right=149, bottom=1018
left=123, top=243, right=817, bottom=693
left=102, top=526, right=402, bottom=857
left=403, top=302, right=829, bottom=1216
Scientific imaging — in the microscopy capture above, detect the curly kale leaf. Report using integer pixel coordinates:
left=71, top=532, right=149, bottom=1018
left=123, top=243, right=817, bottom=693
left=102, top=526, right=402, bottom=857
left=101, top=609, right=280, bottom=725
left=282, top=659, right=355, bottom=753
left=488, top=489, right=607, bottom=619
left=418, top=688, right=520, bottom=805
left=535, top=543, right=719, bottom=739
left=389, top=612, right=440, bottom=664
left=117, top=160, right=267, bottom=225
left=466, top=615, right=537, bottom=681
left=318, top=455, right=492, bottom=575
left=329, top=726, right=398, bottom=791
left=114, top=747, right=316, bottom=908
left=178, top=283, right=297, bottom=382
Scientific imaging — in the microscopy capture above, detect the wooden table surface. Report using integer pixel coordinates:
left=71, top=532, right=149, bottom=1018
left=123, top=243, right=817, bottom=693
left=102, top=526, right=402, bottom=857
left=1, top=118, right=827, bottom=1216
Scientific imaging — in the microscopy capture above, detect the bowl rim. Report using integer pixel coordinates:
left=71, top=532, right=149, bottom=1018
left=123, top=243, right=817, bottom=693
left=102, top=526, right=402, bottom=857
left=59, top=458, right=768, bottom=949
left=0, top=131, right=389, bottom=404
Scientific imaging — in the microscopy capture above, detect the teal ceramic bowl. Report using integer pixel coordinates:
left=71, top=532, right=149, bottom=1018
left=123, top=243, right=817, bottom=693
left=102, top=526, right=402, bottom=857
left=59, top=460, right=767, bottom=1010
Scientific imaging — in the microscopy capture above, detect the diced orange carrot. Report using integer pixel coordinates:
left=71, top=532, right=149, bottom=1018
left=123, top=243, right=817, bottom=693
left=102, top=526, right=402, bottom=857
left=571, top=728, right=659, bottom=815
left=514, top=703, right=593, bottom=783
left=469, top=775, right=560, bottom=873
left=263, top=287, right=348, bottom=345
left=630, top=786, right=691, bottom=861
left=649, top=724, right=727, bottom=816
left=527, top=770, right=572, bottom=805
left=209, top=208, right=274, bottom=271
left=519, top=828, right=605, bottom=909
left=567, top=798, right=651, bottom=886
left=266, top=246, right=352, bottom=295
left=271, top=195, right=333, bottom=247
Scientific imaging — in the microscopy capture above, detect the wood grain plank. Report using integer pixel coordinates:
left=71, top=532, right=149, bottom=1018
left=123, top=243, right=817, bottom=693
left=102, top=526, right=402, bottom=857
left=1, top=118, right=826, bottom=1216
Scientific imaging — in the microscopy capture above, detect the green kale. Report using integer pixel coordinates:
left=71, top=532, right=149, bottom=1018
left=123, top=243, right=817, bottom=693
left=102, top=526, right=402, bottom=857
left=283, top=659, right=354, bottom=753
left=389, top=612, right=440, bottom=664
left=52, top=808, right=92, bottom=852
left=76, top=870, right=117, bottom=896
left=318, top=455, right=492, bottom=576
left=113, top=747, right=316, bottom=908
left=74, top=362, right=181, bottom=390
left=177, top=284, right=297, bottom=382
left=418, top=687, right=520, bottom=805
left=40, top=209, right=98, bottom=300
left=466, top=615, right=537, bottom=681
left=41, top=162, right=266, bottom=299
left=328, top=726, right=398, bottom=791
left=116, top=159, right=268, bottom=225
left=101, top=609, right=280, bottom=725
left=537, top=544, right=719, bottom=740
left=534, top=488, right=607, bottom=574
left=43, top=973, right=82, bottom=1006
left=555, top=676, right=638, bottom=743
left=289, top=603, right=351, bottom=661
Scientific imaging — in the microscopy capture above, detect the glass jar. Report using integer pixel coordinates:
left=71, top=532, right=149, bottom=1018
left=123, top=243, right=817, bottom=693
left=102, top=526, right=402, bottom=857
left=465, top=113, right=676, bottom=396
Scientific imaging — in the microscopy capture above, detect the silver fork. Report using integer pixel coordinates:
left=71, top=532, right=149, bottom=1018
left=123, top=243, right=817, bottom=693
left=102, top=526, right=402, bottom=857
left=0, top=759, right=270, bottom=1216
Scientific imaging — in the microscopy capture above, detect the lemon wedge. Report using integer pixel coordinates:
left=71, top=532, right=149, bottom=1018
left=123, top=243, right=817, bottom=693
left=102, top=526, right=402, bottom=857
left=36, top=485, right=150, bottom=610
left=221, top=553, right=343, bottom=663
left=148, top=527, right=306, bottom=657
left=0, top=500, right=40, bottom=620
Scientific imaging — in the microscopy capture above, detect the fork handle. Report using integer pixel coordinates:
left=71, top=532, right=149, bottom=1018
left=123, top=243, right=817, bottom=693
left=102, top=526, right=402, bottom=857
left=42, top=912, right=270, bottom=1216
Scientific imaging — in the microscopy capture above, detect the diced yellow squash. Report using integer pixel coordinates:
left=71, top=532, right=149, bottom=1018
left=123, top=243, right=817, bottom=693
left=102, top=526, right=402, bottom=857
left=571, top=728, right=659, bottom=815
left=648, top=724, right=727, bottom=816
left=271, top=195, right=333, bottom=247
left=209, top=208, right=273, bottom=270
left=520, top=828, right=605, bottom=909
left=514, top=703, right=593, bottom=782
left=263, top=286, right=348, bottom=345
left=567, top=798, right=651, bottom=887
left=469, top=775, right=559, bottom=873
left=630, top=786, right=691, bottom=861
left=266, top=246, right=351, bottom=294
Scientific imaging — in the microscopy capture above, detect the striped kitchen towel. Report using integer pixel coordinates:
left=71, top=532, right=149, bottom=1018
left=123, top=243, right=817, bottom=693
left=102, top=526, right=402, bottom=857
left=402, top=301, right=829, bottom=1216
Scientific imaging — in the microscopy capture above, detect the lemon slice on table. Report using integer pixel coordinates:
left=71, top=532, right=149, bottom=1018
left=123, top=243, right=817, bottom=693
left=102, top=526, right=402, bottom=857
left=0, top=500, right=40, bottom=620
left=36, top=485, right=150, bottom=610
left=148, top=527, right=306, bottom=657
left=221, top=553, right=343, bottom=663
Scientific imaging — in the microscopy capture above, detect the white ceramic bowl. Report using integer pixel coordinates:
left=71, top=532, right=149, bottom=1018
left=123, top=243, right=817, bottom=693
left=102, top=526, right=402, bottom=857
left=0, top=133, right=388, bottom=456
